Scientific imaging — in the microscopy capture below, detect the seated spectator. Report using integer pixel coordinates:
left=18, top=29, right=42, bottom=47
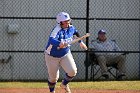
left=91, top=29, right=126, bottom=80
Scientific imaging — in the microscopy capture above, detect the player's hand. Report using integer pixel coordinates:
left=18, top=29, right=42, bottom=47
left=80, top=42, right=88, bottom=50
left=59, top=42, right=68, bottom=48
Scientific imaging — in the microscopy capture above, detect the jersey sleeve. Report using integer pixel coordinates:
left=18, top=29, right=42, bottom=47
left=73, top=28, right=82, bottom=43
left=49, top=25, right=61, bottom=46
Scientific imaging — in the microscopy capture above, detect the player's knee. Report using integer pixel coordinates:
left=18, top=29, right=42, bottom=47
left=68, top=69, right=77, bottom=77
left=49, top=77, right=59, bottom=83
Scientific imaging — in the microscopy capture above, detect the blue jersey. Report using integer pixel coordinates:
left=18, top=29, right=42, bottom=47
left=45, top=24, right=80, bottom=58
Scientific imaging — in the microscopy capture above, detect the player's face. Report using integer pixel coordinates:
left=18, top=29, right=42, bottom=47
left=61, top=20, right=71, bottom=28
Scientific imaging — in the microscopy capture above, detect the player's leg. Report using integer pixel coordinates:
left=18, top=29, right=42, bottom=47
left=45, top=54, right=61, bottom=92
left=60, top=52, right=77, bottom=92
left=61, top=52, right=77, bottom=84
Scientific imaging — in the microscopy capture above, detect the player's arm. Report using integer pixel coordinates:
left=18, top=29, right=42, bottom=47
left=49, top=37, right=60, bottom=46
left=73, top=32, right=82, bottom=43
left=50, top=37, right=68, bottom=49
left=49, top=27, right=62, bottom=47
left=73, top=32, right=88, bottom=50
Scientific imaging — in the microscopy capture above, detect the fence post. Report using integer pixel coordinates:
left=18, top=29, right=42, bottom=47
left=85, top=0, right=90, bottom=81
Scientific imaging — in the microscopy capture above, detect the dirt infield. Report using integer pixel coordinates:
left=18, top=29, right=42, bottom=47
left=0, top=88, right=140, bottom=93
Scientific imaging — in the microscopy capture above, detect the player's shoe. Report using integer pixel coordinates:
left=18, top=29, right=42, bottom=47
left=50, top=91, right=55, bottom=93
left=60, top=80, right=71, bottom=93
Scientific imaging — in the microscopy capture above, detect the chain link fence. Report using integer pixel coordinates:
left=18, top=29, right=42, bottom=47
left=0, top=0, right=140, bottom=81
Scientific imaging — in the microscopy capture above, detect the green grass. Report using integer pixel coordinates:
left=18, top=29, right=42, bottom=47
left=0, top=81, right=140, bottom=90
left=70, top=81, right=140, bottom=90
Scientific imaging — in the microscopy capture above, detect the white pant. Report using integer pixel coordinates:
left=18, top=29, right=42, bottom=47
left=45, top=52, right=77, bottom=83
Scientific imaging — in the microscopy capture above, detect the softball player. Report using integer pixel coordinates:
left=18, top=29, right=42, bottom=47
left=45, top=12, right=87, bottom=93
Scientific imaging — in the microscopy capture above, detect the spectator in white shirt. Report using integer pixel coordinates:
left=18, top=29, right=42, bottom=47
left=91, top=29, right=126, bottom=80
